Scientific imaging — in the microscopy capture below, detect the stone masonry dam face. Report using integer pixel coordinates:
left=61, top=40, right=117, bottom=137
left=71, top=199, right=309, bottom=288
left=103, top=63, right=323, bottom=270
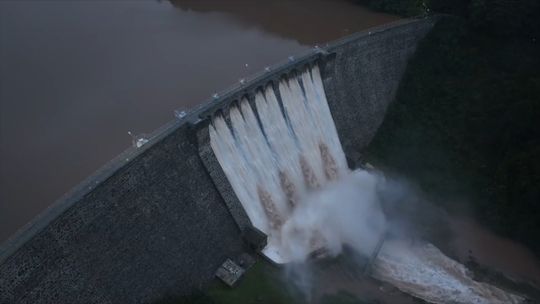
left=0, top=18, right=436, bottom=304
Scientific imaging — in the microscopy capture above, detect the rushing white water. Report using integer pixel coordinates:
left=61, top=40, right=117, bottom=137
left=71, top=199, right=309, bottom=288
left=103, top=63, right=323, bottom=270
left=210, top=65, right=348, bottom=262
left=209, top=64, right=523, bottom=303
left=372, top=240, right=524, bottom=304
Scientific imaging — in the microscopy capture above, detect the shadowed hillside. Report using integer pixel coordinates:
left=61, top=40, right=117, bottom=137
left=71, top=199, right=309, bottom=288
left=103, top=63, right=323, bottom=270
left=366, top=1, right=540, bottom=256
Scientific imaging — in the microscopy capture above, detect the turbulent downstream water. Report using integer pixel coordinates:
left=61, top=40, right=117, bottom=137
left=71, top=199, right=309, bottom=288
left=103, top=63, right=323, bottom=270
left=373, top=240, right=523, bottom=303
left=210, top=65, right=525, bottom=303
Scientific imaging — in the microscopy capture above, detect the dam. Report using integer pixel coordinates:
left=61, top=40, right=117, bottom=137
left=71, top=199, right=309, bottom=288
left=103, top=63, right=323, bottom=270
left=0, top=17, right=440, bottom=303
left=203, top=53, right=523, bottom=304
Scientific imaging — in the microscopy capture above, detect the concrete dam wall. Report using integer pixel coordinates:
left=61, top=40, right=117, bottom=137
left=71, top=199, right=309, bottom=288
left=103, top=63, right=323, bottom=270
left=0, top=18, right=435, bottom=304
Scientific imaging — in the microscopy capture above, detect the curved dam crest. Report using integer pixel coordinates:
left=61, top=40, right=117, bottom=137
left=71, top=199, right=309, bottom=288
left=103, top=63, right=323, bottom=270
left=0, top=18, right=436, bottom=304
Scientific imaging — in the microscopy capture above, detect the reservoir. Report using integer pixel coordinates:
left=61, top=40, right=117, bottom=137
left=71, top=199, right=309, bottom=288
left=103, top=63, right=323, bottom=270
left=0, top=0, right=398, bottom=242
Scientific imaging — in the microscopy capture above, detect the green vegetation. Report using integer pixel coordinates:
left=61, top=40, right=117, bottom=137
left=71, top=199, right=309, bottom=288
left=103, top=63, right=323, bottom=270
left=204, top=260, right=378, bottom=304
left=353, top=0, right=427, bottom=16
left=153, top=260, right=303, bottom=304
left=365, top=2, right=540, bottom=255
left=319, top=291, right=381, bottom=304
left=154, top=258, right=386, bottom=304
left=206, top=262, right=299, bottom=304
left=356, top=0, right=540, bottom=31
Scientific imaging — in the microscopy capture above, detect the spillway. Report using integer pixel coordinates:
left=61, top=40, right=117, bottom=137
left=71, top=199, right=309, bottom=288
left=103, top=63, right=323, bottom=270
left=209, top=65, right=348, bottom=263
left=209, top=64, right=524, bottom=303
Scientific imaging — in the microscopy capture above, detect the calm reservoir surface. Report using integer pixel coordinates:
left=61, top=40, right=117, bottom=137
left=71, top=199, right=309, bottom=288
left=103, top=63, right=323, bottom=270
left=0, top=0, right=398, bottom=242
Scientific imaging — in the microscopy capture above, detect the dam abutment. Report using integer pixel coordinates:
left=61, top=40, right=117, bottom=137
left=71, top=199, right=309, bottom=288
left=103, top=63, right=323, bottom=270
left=322, top=18, right=436, bottom=164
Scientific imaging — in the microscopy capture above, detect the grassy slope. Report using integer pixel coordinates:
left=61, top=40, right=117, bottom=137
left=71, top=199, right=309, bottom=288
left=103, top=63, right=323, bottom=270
left=206, top=262, right=298, bottom=304
left=156, top=259, right=380, bottom=304
left=152, top=261, right=297, bottom=304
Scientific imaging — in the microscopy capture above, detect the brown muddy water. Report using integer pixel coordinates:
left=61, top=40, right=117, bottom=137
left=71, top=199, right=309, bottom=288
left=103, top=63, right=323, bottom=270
left=449, top=216, right=540, bottom=288
left=1, top=1, right=539, bottom=302
left=312, top=214, right=540, bottom=303
left=0, top=0, right=397, bottom=243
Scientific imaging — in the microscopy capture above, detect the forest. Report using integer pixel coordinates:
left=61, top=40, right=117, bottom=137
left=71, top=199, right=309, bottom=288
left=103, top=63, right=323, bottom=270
left=362, top=0, right=540, bottom=255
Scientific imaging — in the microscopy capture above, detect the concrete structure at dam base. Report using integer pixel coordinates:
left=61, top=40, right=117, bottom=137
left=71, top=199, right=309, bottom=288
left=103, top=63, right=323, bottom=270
left=0, top=17, right=436, bottom=304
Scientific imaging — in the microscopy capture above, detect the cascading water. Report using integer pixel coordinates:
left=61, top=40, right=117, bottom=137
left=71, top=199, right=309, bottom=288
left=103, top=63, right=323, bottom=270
left=209, top=64, right=523, bottom=303
left=210, top=65, right=348, bottom=263
left=372, top=240, right=524, bottom=304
